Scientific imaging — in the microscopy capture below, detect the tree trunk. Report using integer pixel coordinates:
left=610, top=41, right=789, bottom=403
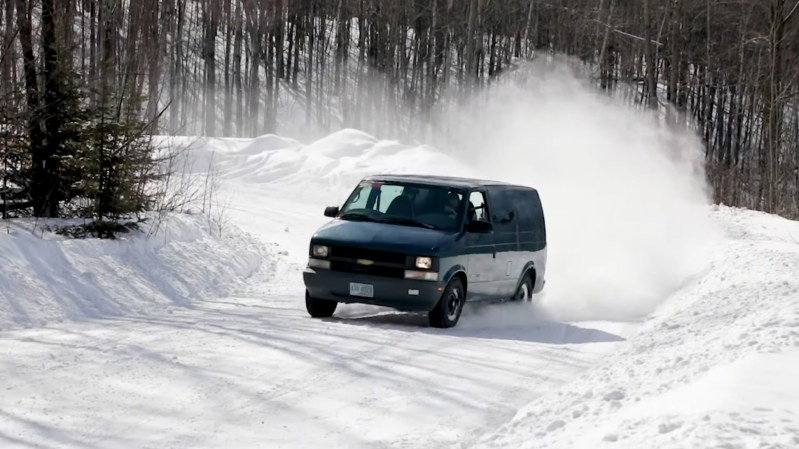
left=643, top=0, right=657, bottom=109
left=203, top=0, right=219, bottom=136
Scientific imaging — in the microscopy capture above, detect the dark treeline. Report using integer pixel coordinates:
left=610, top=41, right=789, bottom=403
left=1, top=0, right=798, bottom=219
left=1, top=0, right=167, bottom=224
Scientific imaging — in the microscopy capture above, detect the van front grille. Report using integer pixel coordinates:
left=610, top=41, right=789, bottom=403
left=329, top=261, right=404, bottom=279
left=329, top=245, right=406, bottom=265
left=328, top=245, right=406, bottom=279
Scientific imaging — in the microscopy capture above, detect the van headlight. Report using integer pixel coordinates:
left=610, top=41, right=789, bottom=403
left=312, top=245, right=329, bottom=258
left=415, top=256, right=433, bottom=270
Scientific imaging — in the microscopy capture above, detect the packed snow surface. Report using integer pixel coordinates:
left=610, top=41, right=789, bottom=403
left=1, top=127, right=796, bottom=449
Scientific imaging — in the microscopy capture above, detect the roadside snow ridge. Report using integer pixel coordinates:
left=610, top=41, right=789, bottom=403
left=0, top=214, right=269, bottom=331
left=470, top=205, right=799, bottom=449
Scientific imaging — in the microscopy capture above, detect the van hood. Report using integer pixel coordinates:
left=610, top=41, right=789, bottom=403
left=311, top=219, right=456, bottom=255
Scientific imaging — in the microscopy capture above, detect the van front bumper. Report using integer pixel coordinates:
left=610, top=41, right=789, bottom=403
left=303, top=267, right=446, bottom=312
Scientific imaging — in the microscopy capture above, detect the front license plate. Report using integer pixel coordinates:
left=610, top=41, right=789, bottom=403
left=349, top=282, right=374, bottom=298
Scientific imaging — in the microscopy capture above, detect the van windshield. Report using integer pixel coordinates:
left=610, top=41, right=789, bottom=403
left=339, top=181, right=466, bottom=231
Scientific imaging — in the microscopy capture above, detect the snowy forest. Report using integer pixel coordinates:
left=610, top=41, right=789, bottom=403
left=1, top=0, right=798, bottom=220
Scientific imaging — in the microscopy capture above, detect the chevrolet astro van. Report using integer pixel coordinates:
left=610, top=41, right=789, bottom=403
left=302, top=175, right=547, bottom=328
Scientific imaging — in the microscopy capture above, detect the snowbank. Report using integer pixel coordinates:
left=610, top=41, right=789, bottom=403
left=170, top=129, right=479, bottom=203
left=470, top=205, right=799, bottom=449
left=0, top=214, right=269, bottom=331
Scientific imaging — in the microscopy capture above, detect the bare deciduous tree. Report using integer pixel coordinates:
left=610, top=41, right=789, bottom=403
left=0, top=0, right=797, bottom=219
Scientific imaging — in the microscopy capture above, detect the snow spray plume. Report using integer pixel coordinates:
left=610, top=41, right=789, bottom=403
left=434, top=58, right=722, bottom=322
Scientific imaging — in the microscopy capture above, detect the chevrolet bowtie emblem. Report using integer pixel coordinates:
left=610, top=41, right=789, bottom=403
left=357, top=259, right=375, bottom=266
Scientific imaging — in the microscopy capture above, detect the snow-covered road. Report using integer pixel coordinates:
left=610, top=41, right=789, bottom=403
left=0, top=255, right=627, bottom=449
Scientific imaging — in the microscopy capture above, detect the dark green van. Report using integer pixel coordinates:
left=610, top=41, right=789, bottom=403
left=302, top=175, right=547, bottom=328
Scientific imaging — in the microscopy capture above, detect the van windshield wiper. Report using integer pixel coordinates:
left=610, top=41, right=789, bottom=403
left=339, top=212, right=379, bottom=222
left=380, top=216, right=437, bottom=230
left=339, top=212, right=437, bottom=229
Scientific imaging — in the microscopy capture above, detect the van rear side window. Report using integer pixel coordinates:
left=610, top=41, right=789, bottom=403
left=509, top=188, right=546, bottom=244
left=489, top=189, right=516, bottom=228
left=512, top=189, right=535, bottom=227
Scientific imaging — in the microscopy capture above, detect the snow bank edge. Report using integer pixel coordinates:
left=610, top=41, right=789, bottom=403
left=0, top=213, right=271, bottom=332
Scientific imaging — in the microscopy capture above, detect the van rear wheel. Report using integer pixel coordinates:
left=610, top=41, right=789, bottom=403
left=514, top=274, right=533, bottom=302
left=429, top=278, right=465, bottom=328
left=305, top=291, right=338, bottom=318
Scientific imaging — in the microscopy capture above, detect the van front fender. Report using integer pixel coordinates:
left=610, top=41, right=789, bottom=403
left=441, top=264, right=468, bottom=286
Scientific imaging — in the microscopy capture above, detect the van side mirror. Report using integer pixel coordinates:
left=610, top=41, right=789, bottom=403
left=466, top=220, right=493, bottom=233
left=324, top=206, right=340, bottom=217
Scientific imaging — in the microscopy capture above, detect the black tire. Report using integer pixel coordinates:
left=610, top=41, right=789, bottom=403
left=305, top=290, right=337, bottom=318
left=513, top=273, right=534, bottom=302
left=429, top=277, right=465, bottom=328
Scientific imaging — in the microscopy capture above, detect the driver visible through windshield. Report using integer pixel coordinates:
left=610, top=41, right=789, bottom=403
left=338, top=181, right=466, bottom=231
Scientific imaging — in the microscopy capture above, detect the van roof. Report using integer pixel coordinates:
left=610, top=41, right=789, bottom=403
left=363, top=174, right=535, bottom=190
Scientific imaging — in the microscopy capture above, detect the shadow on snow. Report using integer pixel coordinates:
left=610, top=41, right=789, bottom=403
left=325, top=301, right=626, bottom=344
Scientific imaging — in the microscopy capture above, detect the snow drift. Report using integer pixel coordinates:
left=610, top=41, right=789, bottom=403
left=470, top=205, right=799, bottom=449
left=0, top=214, right=269, bottom=331
left=168, top=130, right=477, bottom=205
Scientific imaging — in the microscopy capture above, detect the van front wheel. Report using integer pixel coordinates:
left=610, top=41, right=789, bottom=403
left=429, top=278, right=465, bottom=328
left=305, top=291, right=338, bottom=318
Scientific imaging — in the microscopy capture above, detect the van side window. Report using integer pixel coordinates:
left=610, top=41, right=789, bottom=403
left=512, top=189, right=535, bottom=225
left=347, top=183, right=371, bottom=210
left=489, top=189, right=516, bottom=229
left=468, top=191, right=489, bottom=222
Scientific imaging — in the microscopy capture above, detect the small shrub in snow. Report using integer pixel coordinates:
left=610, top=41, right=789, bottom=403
left=52, top=220, right=141, bottom=240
